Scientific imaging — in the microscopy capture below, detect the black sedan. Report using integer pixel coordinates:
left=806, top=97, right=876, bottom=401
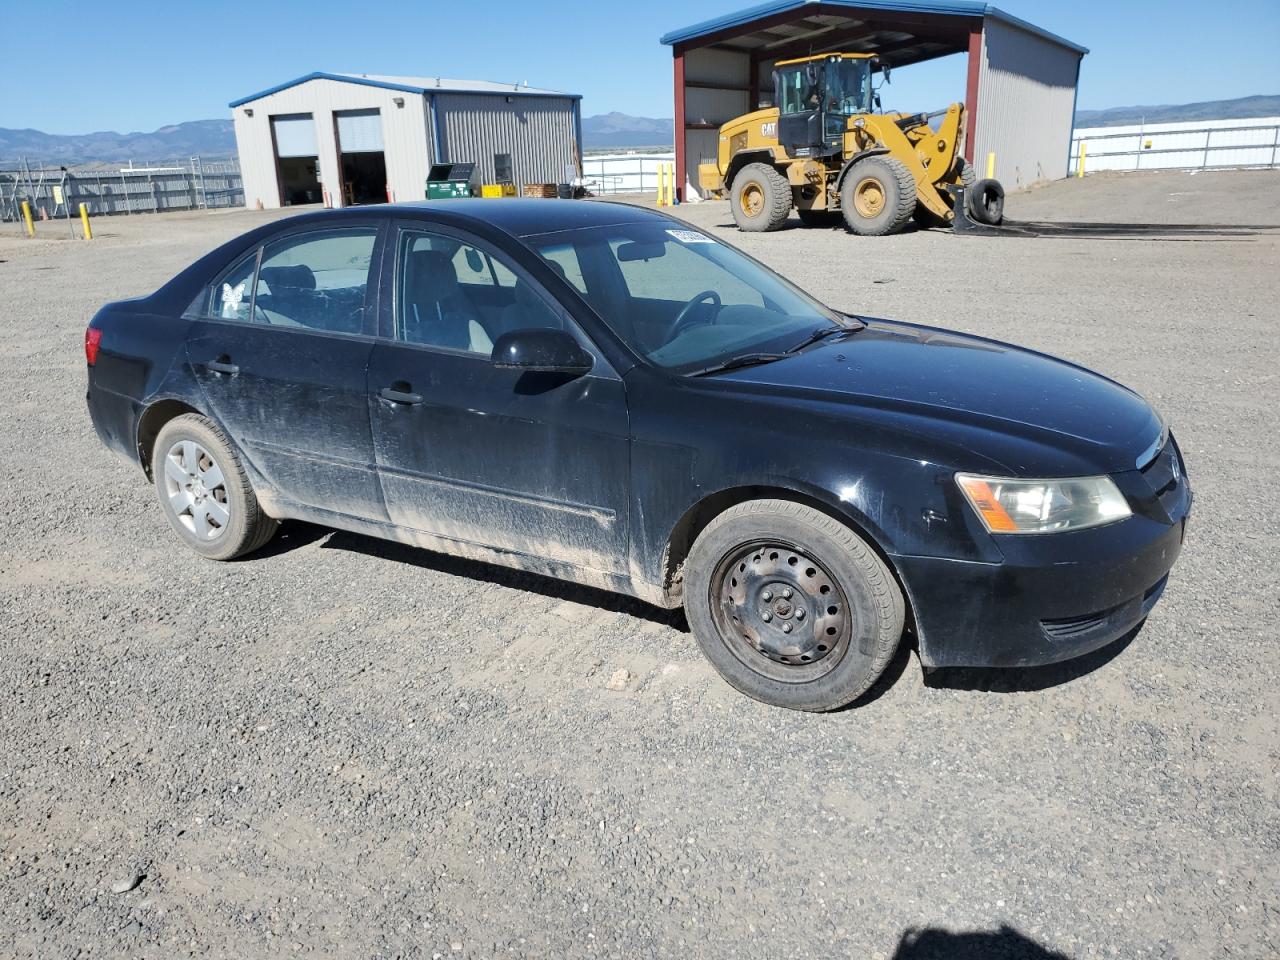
left=85, top=200, right=1191, bottom=711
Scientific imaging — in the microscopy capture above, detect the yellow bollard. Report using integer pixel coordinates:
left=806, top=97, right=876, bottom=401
left=1077, top=142, right=1087, bottom=178
left=985, top=151, right=996, bottom=180
left=657, top=163, right=667, bottom=206
left=79, top=203, right=93, bottom=240
left=20, top=200, right=35, bottom=237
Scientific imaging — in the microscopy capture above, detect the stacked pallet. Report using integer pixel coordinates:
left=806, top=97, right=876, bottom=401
left=521, top=183, right=558, bottom=199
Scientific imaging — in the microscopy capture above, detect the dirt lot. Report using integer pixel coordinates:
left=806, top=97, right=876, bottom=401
left=1, top=170, right=1277, bottom=959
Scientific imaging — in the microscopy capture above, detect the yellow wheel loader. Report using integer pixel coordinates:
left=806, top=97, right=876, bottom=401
left=697, top=52, right=1004, bottom=236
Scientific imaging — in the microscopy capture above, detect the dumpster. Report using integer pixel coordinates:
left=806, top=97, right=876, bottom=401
left=425, top=162, right=476, bottom=200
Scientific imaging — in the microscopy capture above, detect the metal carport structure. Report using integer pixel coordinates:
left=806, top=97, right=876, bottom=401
left=661, top=1, right=1087, bottom=201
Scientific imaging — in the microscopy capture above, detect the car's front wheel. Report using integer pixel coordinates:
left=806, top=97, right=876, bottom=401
left=684, top=500, right=904, bottom=711
left=152, top=413, right=278, bottom=561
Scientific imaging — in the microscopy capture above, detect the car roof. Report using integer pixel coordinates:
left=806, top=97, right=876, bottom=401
left=274, top=198, right=670, bottom=239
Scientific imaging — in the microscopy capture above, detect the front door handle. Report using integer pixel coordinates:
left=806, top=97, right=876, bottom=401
left=379, top=384, right=423, bottom=405
left=206, top=356, right=239, bottom=376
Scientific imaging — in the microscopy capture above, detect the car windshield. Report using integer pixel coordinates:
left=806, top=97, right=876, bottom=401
left=525, top=222, right=847, bottom=373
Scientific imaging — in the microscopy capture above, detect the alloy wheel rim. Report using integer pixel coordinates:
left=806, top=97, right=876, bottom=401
left=711, top=540, right=853, bottom=683
left=854, top=177, right=885, bottom=218
left=162, top=439, right=230, bottom=541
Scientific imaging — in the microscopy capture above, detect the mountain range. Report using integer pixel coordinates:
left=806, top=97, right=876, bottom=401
left=0, top=120, right=236, bottom=164
left=3, top=95, right=1276, bottom=163
left=1074, top=94, right=1280, bottom=128
left=580, top=112, right=673, bottom=149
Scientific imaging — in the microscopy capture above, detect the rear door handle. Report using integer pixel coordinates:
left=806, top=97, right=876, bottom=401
left=379, top=385, right=423, bottom=405
left=206, top=357, right=239, bottom=376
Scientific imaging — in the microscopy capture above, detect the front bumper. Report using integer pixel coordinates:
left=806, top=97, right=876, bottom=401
left=896, top=443, right=1192, bottom=668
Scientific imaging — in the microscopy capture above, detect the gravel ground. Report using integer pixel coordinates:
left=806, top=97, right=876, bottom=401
left=1, top=170, right=1277, bottom=959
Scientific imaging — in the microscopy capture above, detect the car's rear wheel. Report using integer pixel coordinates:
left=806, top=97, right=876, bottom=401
left=153, top=413, right=278, bottom=561
left=684, top=499, right=904, bottom=711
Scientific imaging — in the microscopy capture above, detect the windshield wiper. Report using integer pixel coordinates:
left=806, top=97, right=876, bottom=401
left=785, top=324, right=856, bottom=354
left=688, top=352, right=789, bottom=377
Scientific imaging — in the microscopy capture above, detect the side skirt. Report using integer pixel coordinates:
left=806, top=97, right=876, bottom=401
left=267, top=499, right=671, bottom=609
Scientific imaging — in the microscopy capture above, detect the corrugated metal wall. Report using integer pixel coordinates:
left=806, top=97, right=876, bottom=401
left=435, top=95, right=579, bottom=188
left=232, top=77, right=432, bottom=209
left=974, top=19, right=1081, bottom=187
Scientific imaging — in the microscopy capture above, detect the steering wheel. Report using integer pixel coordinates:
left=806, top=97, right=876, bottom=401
left=662, top=289, right=722, bottom=345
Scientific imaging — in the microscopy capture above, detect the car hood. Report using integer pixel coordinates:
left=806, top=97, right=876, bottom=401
left=713, top=319, right=1163, bottom=476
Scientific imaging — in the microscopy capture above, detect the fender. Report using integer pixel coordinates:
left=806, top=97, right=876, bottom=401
left=835, top=147, right=892, bottom=191
left=724, top=148, right=786, bottom=190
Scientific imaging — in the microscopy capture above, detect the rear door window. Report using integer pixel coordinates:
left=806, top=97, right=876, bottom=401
left=210, top=251, right=259, bottom=322
left=253, top=228, right=378, bottom=334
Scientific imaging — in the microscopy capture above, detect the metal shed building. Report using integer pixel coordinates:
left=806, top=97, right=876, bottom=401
left=661, top=1, right=1087, bottom=200
left=229, top=73, right=583, bottom=209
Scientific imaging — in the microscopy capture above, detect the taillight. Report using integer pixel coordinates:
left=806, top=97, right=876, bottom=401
left=85, top=326, right=102, bottom=366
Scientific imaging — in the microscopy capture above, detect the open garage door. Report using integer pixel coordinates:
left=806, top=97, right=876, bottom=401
left=335, top=109, right=388, bottom=205
left=271, top=113, right=321, bottom=206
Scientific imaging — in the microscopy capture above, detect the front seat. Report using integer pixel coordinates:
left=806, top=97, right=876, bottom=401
left=495, top=279, right=564, bottom=340
left=401, top=250, right=490, bottom=353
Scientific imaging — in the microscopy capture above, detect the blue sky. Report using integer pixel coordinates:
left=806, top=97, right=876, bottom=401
left=2, top=0, right=1277, bottom=134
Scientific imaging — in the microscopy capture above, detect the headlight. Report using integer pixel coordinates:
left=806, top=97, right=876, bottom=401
left=955, top=473, right=1131, bottom=534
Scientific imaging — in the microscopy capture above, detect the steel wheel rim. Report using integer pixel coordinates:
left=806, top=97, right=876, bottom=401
left=854, top=177, right=885, bottom=218
left=740, top=182, right=765, bottom=218
left=710, top=540, right=853, bottom=683
left=162, top=439, right=230, bottom=541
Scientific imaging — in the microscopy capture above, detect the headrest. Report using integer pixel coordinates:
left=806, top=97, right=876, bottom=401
left=513, top=279, right=542, bottom=309
left=260, top=264, right=315, bottom=291
left=405, top=249, right=458, bottom=296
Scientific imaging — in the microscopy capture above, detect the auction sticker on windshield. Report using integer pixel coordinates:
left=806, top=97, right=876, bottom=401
left=666, top=229, right=715, bottom=244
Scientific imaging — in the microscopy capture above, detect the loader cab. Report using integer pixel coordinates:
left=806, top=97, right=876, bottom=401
left=774, top=54, right=877, bottom=159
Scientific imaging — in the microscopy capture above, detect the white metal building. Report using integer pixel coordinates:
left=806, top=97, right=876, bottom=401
left=229, top=73, right=583, bottom=209
left=660, top=1, right=1088, bottom=198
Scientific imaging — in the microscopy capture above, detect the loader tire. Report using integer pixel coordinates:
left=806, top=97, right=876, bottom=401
left=967, top=177, right=1005, bottom=226
left=841, top=157, right=916, bottom=236
left=730, top=163, right=793, bottom=232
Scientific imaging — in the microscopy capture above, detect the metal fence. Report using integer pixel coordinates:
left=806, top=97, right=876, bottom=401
left=581, top=153, right=676, bottom=195
left=0, top=156, right=244, bottom=222
left=1070, top=118, right=1280, bottom=175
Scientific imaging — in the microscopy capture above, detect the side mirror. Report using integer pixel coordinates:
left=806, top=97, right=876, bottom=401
left=491, top=328, right=593, bottom=376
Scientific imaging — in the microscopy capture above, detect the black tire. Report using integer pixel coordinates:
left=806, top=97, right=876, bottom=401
left=152, top=413, right=279, bottom=561
left=684, top=499, right=905, bottom=712
left=967, top=177, right=1005, bottom=226
left=797, top=208, right=842, bottom=228
left=730, top=163, right=793, bottom=232
left=840, top=156, right=917, bottom=236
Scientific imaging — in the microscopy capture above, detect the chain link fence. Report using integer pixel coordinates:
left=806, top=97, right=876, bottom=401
left=1, top=156, right=244, bottom=222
